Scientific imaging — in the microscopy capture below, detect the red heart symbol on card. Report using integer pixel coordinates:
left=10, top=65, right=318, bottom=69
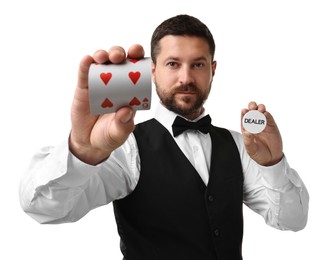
left=129, top=72, right=141, bottom=85
left=129, top=59, right=139, bottom=64
left=101, top=98, right=113, bottom=108
left=100, top=72, right=112, bottom=85
left=143, top=98, right=149, bottom=102
left=129, top=97, right=141, bottom=106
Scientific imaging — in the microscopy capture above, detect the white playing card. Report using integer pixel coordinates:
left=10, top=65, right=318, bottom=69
left=88, top=58, right=152, bottom=115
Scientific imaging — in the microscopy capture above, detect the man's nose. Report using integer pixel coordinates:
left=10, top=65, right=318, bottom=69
left=178, top=65, right=195, bottom=86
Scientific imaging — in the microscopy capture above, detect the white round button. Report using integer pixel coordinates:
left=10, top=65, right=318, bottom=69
left=242, top=110, right=267, bottom=134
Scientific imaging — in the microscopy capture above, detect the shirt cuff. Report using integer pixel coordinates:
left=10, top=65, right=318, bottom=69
left=257, top=156, right=291, bottom=190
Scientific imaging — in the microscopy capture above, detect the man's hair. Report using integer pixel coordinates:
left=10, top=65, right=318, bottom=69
left=150, top=14, right=216, bottom=64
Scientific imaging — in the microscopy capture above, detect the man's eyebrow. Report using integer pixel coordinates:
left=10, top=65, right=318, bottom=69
left=164, top=56, right=179, bottom=61
left=164, top=56, right=208, bottom=62
left=193, top=56, right=208, bottom=62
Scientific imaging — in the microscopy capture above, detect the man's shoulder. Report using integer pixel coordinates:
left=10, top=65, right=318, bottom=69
left=135, top=118, right=157, bottom=129
left=211, top=125, right=239, bottom=135
left=134, top=118, right=166, bottom=135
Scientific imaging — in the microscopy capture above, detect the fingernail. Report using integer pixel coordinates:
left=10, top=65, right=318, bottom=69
left=121, top=110, right=133, bottom=123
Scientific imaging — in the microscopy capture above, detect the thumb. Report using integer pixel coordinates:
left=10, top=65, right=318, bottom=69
left=113, top=107, right=136, bottom=134
left=119, top=108, right=136, bottom=124
left=242, top=130, right=257, bottom=158
left=104, top=107, right=136, bottom=151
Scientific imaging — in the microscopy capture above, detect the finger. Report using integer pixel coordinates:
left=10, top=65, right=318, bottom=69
left=241, top=108, right=249, bottom=118
left=247, top=101, right=266, bottom=113
left=93, top=49, right=110, bottom=64
left=127, top=44, right=145, bottom=59
left=248, top=101, right=258, bottom=110
left=263, top=111, right=276, bottom=126
left=77, top=55, right=94, bottom=90
left=257, top=103, right=266, bottom=113
left=108, top=46, right=126, bottom=64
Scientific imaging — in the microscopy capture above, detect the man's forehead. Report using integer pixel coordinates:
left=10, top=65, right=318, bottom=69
left=157, top=35, right=211, bottom=59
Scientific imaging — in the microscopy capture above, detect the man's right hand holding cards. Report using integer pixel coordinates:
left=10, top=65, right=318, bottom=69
left=69, top=45, right=146, bottom=165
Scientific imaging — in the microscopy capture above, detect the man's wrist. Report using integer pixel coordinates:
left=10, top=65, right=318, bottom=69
left=68, top=135, right=111, bottom=166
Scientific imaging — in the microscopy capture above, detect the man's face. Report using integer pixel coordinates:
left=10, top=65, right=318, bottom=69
left=152, top=35, right=216, bottom=119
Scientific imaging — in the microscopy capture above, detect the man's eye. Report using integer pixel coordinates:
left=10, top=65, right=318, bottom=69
left=194, top=63, right=205, bottom=68
left=167, top=62, right=178, bottom=67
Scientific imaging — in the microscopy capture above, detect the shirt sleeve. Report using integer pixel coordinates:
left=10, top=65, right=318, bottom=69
left=19, top=134, right=140, bottom=224
left=230, top=130, right=309, bottom=231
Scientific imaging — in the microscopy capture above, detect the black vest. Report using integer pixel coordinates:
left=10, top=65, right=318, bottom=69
left=113, top=119, right=244, bottom=260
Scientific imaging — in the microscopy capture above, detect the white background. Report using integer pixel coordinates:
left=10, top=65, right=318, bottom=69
left=1, top=0, right=327, bottom=259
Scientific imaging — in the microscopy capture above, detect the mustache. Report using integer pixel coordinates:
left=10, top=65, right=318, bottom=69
left=175, top=83, right=198, bottom=92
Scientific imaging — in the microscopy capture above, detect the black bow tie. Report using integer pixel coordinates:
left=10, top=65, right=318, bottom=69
left=172, top=115, right=212, bottom=137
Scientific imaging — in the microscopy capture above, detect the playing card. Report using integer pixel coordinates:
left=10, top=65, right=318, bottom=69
left=88, top=57, right=152, bottom=115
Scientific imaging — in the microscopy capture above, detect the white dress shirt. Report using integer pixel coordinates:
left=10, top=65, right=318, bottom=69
left=19, top=103, right=309, bottom=231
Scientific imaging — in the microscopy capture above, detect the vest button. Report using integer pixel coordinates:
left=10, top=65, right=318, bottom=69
left=213, top=228, right=220, bottom=237
left=208, top=195, right=214, bottom=202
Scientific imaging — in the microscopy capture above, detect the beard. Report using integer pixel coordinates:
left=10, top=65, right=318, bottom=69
left=155, top=82, right=211, bottom=117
